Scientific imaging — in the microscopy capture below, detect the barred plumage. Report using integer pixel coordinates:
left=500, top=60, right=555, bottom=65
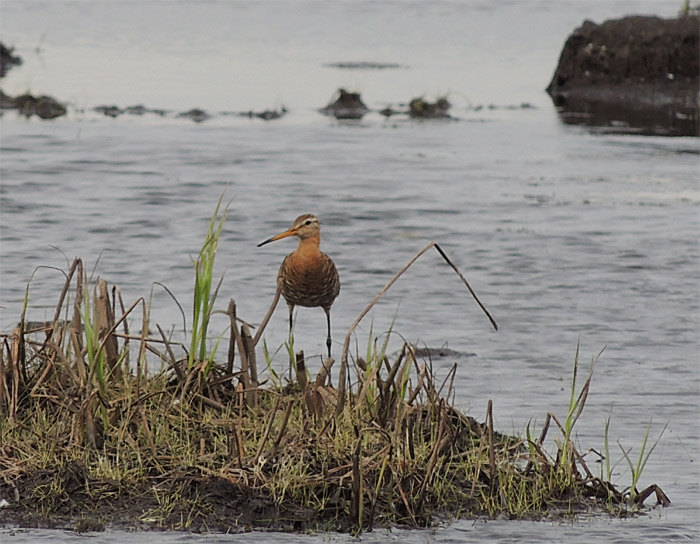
left=278, top=251, right=340, bottom=311
left=258, top=214, right=340, bottom=358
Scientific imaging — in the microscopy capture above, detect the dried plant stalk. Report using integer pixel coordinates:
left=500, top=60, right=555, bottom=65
left=337, top=242, right=498, bottom=412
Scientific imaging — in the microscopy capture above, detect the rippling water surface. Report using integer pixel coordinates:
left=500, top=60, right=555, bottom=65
left=1, top=1, right=698, bottom=542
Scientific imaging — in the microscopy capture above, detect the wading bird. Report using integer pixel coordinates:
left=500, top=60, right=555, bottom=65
left=257, top=214, right=340, bottom=358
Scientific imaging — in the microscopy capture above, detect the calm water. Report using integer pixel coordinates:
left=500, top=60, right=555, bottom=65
left=1, top=1, right=698, bottom=542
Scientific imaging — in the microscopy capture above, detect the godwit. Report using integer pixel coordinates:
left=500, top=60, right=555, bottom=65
left=257, top=214, right=340, bottom=358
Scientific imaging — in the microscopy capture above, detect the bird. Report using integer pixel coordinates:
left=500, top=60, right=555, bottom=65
left=257, top=214, right=340, bottom=359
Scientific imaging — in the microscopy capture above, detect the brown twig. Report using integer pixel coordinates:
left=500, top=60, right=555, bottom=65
left=487, top=399, right=497, bottom=490
left=252, top=285, right=281, bottom=347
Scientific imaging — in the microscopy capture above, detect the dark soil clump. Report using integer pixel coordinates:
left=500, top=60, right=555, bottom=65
left=3, top=92, right=67, bottom=119
left=546, top=14, right=699, bottom=136
left=320, top=88, right=369, bottom=119
left=0, top=42, right=22, bottom=78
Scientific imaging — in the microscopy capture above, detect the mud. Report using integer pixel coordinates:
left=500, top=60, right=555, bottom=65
left=1, top=92, right=67, bottom=119
left=546, top=14, right=699, bottom=136
left=319, top=88, right=369, bottom=119
left=0, top=463, right=349, bottom=534
left=0, top=42, right=22, bottom=78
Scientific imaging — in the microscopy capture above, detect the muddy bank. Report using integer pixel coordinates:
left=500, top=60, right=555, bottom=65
left=546, top=14, right=699, bottom=136
left=0, top=91, right=67, bottom=119
left=1, top=462, right=346, bottom=533
left=319, top=88, right=369, bottom=119
left=0, top=42, right=22, bottom=78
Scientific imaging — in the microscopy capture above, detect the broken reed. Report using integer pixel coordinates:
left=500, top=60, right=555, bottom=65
left=0, top=262, right=669, bottom=533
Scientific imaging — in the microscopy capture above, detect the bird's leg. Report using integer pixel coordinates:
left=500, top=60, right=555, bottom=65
left=287, top=304, right=295, bottom=380
left=324, top=308, right=332, bottom=360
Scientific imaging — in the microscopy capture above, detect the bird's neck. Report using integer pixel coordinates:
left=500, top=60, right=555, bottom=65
left=295, top=234, right=321, bottom=256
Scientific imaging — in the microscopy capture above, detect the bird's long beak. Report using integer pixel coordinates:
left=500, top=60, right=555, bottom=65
left=257, top=228, right=297, bottom=247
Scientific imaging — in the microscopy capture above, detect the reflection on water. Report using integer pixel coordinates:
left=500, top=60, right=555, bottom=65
left=0, top=1, right=698, bottom=542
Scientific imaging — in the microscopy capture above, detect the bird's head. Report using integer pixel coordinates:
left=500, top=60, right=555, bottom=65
left=258, top=214, right=320, bottom=246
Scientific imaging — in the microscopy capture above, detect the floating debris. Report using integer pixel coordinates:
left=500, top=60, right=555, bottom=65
left=8, top=92, right=67, bottom=119
left=222, top=105, right=288, bottom=120
left=94, top=104, right=169, bottom=118
left=0, top=42, right=22, bottom=78
left=0, top=89, right=16, bottom=110
left=381, top=96, right=453, bottom=119
left=324, top=61, right=406, bottom=70
left=409, top=96, right=452, bottom=119
left=412, top=346, right=476, bottom=359
left=124, top=104, right=168, bottom=116
left=176, top=108, right=211, bottom=123
left=94, top=104, right=122, bottom=118
left=319, top=88, right=369, bottom=119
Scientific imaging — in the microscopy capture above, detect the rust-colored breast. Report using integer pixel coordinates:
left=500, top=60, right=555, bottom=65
left=278, top=250, right=340, bottom=311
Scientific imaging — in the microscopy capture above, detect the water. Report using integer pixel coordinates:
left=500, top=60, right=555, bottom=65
left=1, top=1, right=698, bottom=542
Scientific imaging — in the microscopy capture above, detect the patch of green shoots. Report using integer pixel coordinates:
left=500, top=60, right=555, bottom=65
left=188, top=194, right=230, bottom=370
left=618, top=419, right=668, bottom=503
left=559, top=342, right=598, bottom=476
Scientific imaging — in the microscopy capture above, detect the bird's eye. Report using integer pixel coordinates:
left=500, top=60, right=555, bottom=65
left=305, top=220, right=311, bottom=225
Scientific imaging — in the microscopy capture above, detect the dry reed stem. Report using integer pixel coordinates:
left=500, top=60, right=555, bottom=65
left=241, top=323, right=258, bottom=406
left=254, top=395, right=282, bottom=464
left=136, top=297, right=149, bottom=398
left=28, top=348, right=56, bottom=398
left=437, top=362, right=457, bottom=402
left=634, top=484, right=670, bottom=507
left=156, top=325, right=184, bottom=382
left=140, top=406, right=157, bottom=456
left=355, top=361, right=382, bottom=412
left=0, top=339, right=10, bottom=415
left=234, top=383, right=245, bottom=467
left=251, top=285, right=281, bottom=347
left=381, top=344, right=406, bottom=403
left=95, top=280, right=120, bottom=379
left=351, top=436, right=363, bottom=529
left=417, top=399, right=448, bottom=506
left=295, top=351, right=308, bottom=390
left=270, top=400, right=294, bottom=455
left=83, top=295, right=146, bottom=391
left=46, top=258, right=81, bottom=351
left=232, top=322, right=250, bottom=403
left=226, top=299, right=236, bottom=374
left=388, top=459, right=418, bottom=526
left=113, top=285, right=130, bottom=366
left=407, top=362, right=426, bottom=406
left=487, top=399, right=497, bottom=489
left=315, top=356, right=335, bottom=388
left=193, top=393, right=225, bottom=411
left=70, top=260, right=86, bottom=380
left=337, top=242, right=498, bottom=413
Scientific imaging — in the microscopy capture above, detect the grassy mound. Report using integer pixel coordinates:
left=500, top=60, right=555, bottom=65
left=0, top=203, right=669, bottom=533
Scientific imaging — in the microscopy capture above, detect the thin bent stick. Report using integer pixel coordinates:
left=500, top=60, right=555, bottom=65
left=433, top=243, right=498, bottom=331
left=84, top=296, right=148, bottom=401
left=252, top=284, right=282, bottom=347
left=337, top=241, right=498, bottom=413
